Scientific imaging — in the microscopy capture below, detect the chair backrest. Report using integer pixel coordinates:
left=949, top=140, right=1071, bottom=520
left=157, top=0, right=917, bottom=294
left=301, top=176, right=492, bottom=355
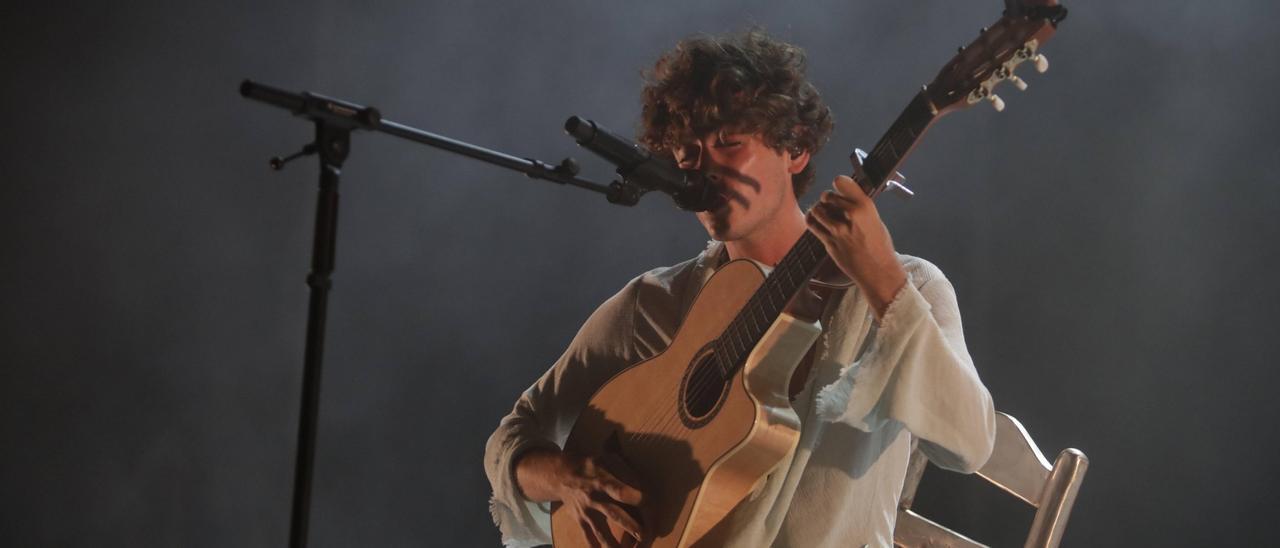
left=893, top=412, right=1089, bottom=548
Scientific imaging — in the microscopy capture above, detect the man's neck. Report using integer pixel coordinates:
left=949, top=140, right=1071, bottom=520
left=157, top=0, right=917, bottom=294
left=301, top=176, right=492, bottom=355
left=723, top=207, right=808, bottom=267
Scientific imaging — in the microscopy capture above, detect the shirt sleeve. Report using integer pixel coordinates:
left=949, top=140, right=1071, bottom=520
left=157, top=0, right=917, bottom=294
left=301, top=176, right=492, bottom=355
left=814, top=257, right=997, bottom=473
left=483, top=280, right=642, bottom=547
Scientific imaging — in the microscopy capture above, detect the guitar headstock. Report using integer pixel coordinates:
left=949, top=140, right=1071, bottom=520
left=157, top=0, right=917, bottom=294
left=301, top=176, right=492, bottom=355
left=925, top=0, right=1067, bottom=115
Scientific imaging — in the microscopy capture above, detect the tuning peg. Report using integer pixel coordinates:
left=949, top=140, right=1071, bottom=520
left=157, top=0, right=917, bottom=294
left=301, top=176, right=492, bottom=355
left=993, top=67, right=1027, bottom=91
left=987, top=93, right=1006, bottom=112
left=1032, top=53, right=1049, bottom=73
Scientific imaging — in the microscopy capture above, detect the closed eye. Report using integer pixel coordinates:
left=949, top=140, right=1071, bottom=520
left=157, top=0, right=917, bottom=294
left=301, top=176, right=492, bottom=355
left=714, top=132, right=747, bottom=148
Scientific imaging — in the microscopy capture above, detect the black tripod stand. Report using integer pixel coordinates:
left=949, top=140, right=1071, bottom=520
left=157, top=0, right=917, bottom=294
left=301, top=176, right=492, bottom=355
left=240, top=80, right=640, bottom=548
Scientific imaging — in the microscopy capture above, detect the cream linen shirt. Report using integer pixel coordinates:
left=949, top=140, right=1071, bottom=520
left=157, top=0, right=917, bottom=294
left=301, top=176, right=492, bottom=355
left=484, top=241, right=996, bottom=547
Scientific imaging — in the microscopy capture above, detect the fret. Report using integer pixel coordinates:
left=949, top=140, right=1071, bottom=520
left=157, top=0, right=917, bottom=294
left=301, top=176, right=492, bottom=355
left=895, top=124, right=911, bottom=150
left=737, top=323, right=752, bottom=353
left=771, top=283, right=788, bottom=304
left=885, top=126, right=906, bottom=156
left=766, top=285, right=783, bottom=312
left=865, top=91, right=936, bottom=191
left=803, top=234, right=821, bottom=259
left=869, top=141, right=889, bottom=165
left=728, top=328, right=747, bottom=368
left=713, top=341, right=730, bottom=376
left=902, top=123, right=918, bottom=141
left=728, top=326, right=744, bottom=358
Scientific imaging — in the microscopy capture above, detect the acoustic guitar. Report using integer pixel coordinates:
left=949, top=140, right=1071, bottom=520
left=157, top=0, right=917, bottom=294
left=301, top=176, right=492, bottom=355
left=551, top=2, right=1067, bottom=545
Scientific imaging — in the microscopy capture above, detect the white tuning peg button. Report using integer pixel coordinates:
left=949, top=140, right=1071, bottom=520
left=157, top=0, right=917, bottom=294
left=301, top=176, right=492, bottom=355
left=988, top=93, right=1006, bottom=112
left=1032, top=53, right=1049, bottom=73
left=1009, top=75, right=1028, bottom=91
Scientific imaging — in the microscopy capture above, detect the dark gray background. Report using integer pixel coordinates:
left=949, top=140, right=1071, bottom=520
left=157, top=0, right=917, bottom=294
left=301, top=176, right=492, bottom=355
left=3, top=1, right=1277, bottom=546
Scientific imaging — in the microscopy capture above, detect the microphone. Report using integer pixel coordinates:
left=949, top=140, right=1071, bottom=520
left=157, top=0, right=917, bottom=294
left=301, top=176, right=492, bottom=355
left=564, top=116, right=716, bottom=211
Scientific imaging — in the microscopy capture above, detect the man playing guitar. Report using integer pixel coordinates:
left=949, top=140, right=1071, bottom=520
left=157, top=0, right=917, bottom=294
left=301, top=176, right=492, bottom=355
left=485, top=29, right=997, bottom=547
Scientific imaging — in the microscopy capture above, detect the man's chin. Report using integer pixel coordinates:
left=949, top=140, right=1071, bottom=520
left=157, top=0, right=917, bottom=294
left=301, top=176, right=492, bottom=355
left=698, top=208, right=751, bottom=242
left=696, top=211, right=726, bottom=235
left=702, top=222, right=747, bottom=243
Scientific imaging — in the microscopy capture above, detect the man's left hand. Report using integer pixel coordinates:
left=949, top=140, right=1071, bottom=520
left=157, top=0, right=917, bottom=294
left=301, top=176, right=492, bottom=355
left=805, top=175, right=907, bottom=319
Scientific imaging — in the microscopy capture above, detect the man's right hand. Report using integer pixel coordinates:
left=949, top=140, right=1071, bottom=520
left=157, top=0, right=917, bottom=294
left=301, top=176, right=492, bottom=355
left=514, top=448, right=647, bottom=547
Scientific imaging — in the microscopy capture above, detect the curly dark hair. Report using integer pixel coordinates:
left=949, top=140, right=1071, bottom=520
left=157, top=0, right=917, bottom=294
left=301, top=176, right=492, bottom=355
left=639, top=29, right=834, bottom=197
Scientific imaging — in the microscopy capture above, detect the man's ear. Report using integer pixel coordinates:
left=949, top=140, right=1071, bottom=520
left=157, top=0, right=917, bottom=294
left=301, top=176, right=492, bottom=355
left=787, top=148, right=811, bottom=175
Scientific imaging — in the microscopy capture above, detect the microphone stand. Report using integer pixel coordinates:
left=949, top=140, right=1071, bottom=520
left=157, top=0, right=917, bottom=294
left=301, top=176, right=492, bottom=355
left=238, top=79, right=636, bottom=548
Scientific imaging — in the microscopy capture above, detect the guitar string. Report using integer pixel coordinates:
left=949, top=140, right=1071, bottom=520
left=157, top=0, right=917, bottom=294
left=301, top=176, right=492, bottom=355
left=633, top=250, right=788, bottom=442
left=655, top=165, right=885, bottom=437
left=636, top=97, right=932, bottom=441
left=631, top=161, right=859, bottom=444
left=638, top=232, right=821, bottom=444
left=637, top=237, right=813, bottom=444
left=628, top=234, right=824, bottom=445
left=622, top=252, right=787, bottom=447
left=614, top=94, right=926, bottom=445
left=591, top=95, right=933, bottom=510
left=622, top=250, right=778, bottom=448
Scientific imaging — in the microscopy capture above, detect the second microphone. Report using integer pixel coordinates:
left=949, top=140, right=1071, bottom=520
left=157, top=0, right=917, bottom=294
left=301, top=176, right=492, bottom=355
left=564, top=116, right=717, bottom=212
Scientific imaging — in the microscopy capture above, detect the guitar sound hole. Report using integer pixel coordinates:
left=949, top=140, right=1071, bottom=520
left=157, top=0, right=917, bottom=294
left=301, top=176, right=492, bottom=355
left=679, top=346, right=731, bottom=429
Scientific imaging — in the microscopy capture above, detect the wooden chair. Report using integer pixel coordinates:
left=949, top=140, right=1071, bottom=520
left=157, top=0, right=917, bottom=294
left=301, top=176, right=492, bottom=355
left=894, top=412, right=1089, bottom=548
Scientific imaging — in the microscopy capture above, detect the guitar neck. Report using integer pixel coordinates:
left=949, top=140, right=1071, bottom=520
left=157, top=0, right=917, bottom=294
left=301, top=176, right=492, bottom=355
left=858, top=90, right=939, bottom=196
left=715, top=90, right=939, bottom=376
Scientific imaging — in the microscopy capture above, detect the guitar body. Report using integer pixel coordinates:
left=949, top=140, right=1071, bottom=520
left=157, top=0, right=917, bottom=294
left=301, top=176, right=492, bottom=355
left=551, top=259, right=822, bottom=547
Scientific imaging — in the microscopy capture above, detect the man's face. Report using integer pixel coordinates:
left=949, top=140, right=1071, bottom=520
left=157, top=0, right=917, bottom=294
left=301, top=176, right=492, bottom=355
left=673, top=131, right=808, bottom=243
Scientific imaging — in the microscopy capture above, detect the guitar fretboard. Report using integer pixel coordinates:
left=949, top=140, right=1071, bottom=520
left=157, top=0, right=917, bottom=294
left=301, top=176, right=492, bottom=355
left=712, top=231, right=828, bottom=375
left=861, top=90, right=937, bottom=196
